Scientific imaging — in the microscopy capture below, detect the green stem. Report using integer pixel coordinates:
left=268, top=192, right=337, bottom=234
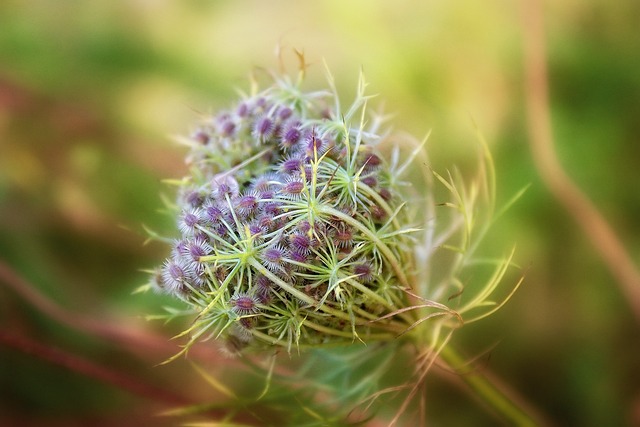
left=438, top=346, right=540, bottom=426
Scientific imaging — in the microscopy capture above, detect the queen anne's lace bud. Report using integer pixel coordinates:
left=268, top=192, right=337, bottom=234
left=143, top=60, right=528, bottom=427
left=154, top=71, right=421, bottom=354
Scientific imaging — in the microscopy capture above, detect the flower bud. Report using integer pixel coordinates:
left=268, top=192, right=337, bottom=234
left=153, top=70, right=418, bottom=353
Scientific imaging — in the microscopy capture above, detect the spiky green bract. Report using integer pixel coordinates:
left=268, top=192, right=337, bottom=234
left=152, top=72, right=438, bottom=356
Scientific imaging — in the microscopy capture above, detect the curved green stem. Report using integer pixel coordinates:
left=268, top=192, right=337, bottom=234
left=438, top=345, right=541, bottom=426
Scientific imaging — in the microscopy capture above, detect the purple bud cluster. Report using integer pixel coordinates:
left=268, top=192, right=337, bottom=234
left=153, top=76, right=410, bottom=352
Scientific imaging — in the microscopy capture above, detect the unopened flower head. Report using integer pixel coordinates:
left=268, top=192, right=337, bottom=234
left=153, top=68, right=426, bottom=355
left=143, top=58, right=525, bottom=427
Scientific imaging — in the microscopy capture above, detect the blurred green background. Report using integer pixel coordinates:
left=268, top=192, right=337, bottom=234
left=1, top=1, right=639, bottom=426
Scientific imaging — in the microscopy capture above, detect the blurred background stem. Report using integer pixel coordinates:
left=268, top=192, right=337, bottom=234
left=523, top=0, right=640, bottom=322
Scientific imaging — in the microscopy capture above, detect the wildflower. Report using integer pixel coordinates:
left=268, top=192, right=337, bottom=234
left=161, top=258, right=191, bottom=295
left=280, top=121, right=303, bottom=150
left=279, top=155, right=305, bottom=174
left=182, top=237, right=213, bottom=274
left=289, top=232, right=312, bottom=254
left=287, top=250, right=309, bottom=269
left=184, top=190, right=205, bottom=208
left=220, top=120, right=236, bottom=137
left=332, top=224, right=355, bottom=248
left=234, top=192, right=259, bottom=216
left=230, top=293, right=260, bottom=315
left=151, top=68, right=460, bottom=355
left=171, top=239, right=189, bottom=258
left=191, top=130, right=209, bottom=145
left=361, top=175, right=377, bottom=188
left=255, top=275, right=274, bottom=304
left=362, top=153, right=381, bottom=169
left=212, top=175, right=239, bottom=200
left=262, top=245, right=288, bottom=272
left=280, top=177, right=305, bottom=198
left=301, top=130, right=326, bottom=158
left=201, top=203, right=224, bottom=224
left=178, top=208, right=202, bottom=235
left=236, top=102, right=249, bottom=117
left=248, top=221, right=265, bottom=238
left=379, top=187, right=392, bottom=202
left=250, top=174, right=274, bottom=192
left=254, top=116, right=275, bottom=141
left=148, top=61, right=521, bottom=427
left=259, top=203, right=280, bottom=219
left=353, top=260, right=375, bottom=283
left=370, top=204, right=387, bottom=223
left=278, top=107, right=293, bottom=121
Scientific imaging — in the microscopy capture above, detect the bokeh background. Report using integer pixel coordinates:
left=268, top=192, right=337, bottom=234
left=1, top=0, right=639, bottom=426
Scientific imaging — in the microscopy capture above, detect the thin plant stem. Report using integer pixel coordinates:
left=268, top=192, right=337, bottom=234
left=438, top=345, right=543, bottom=426
left=0, top=330, right=188, bottom=405
left=522, top=0, right=640, bottom=322
left=0, top=259, right=222, bottom=362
